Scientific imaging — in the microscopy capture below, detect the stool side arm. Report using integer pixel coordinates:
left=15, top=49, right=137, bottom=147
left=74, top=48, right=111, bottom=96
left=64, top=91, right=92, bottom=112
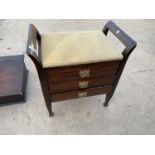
left=26, top=24, right=41, bottom=64
left=103, top=21, right=137, bottom=57
left=102, top=21, right=137, bottom=106
left=26, top=24, right=53, bottom=116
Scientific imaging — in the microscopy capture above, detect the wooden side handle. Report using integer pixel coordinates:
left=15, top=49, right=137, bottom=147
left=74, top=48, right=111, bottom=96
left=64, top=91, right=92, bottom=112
left=103, top=21, right=137, bottom=57
left=26, top=24, right=41, bottom=63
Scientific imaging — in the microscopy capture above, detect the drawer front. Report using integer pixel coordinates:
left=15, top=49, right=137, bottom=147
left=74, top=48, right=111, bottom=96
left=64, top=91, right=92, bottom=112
left=46, top=60, right=120, bottom=82
left=51, top=85, right=112, bottom=102
left=48, top=74, right=115, bottom=93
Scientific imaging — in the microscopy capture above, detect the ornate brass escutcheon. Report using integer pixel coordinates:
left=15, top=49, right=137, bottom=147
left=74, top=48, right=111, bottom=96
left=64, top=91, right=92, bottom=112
left=78, top=92, right=88, bottom=98
left=79, top=69, right=90, bottom=78
left=79, top=81, right=89, bottom=88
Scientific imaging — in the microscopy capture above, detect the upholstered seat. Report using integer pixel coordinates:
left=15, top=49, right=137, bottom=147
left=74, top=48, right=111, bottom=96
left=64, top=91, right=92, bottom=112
left=41, top=31, right=123, bottom=68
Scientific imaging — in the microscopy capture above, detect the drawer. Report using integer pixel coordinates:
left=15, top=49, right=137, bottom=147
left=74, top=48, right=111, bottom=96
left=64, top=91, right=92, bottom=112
left=48, top=74, right=115, bottom=93
left=46, top=60, right=120, bottom=82
left=51, top=85, right=112, bottom=102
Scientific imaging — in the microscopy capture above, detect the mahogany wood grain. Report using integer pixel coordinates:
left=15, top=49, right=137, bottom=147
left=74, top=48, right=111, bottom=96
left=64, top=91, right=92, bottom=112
left=52, top=85, right=112, bottom=102
left=48, top=74, right=116, bottom=93
left=46, top=60, right=120, bottom=79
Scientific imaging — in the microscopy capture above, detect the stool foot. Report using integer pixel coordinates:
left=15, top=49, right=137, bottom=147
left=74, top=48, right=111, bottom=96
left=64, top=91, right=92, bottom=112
left=103, top=93, right=112, bottom=107
left=103, top=102, right=109, bottom=107
left=49, top=112, right=54, bottom=117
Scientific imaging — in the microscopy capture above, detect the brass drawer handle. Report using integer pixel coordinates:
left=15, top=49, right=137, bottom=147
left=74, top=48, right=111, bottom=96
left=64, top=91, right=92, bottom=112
left=79, top=69, right=90, bottom=78
left=79, top=81, right=89, bottom=88
left=78, top=92, right=87, bottom=98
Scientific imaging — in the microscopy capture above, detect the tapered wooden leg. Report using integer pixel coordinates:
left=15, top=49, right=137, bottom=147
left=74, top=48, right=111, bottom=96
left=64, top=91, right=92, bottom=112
left=104, top=93, right=113, bottom=107
left=49, top=103, right=54, bottom=117
left=29, top=57, right=54, bottom=117
left=45, top=100, right=54, bottom=117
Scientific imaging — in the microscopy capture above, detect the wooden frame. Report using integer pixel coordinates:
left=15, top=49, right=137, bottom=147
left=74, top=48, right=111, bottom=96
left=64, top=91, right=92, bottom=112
left=102, top=21, right=137, bottom=106
left=26, top=21, right=137, bottom=117
left=26, top=24, right=54, bottom=116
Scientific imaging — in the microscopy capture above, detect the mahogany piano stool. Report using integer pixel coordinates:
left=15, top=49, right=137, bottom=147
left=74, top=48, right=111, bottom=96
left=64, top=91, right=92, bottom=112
left=26, top=21, right=137, bottom=117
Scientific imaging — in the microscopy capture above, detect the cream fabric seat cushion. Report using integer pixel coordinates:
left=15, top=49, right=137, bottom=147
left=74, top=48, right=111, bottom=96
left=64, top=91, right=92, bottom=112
left=41, top=31, right=123, bottom=68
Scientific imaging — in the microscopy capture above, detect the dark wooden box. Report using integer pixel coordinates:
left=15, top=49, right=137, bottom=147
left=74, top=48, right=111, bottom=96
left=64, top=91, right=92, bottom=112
left=0, top=55, right=28, bottom=105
